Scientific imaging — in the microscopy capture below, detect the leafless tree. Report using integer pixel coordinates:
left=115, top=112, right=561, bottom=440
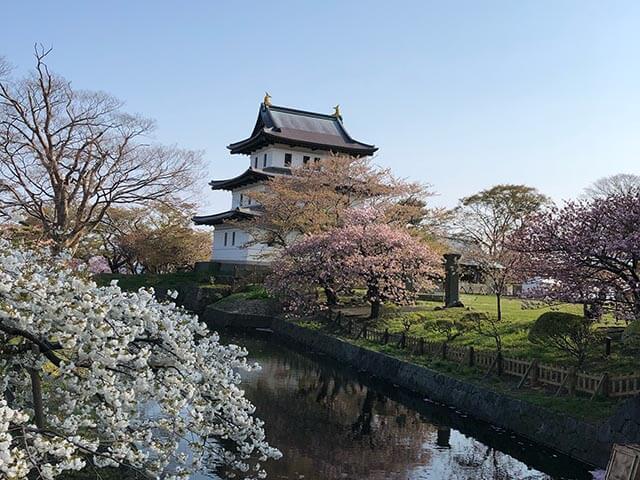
left=0, top=56, right=10, bottom=78
left=0, top=46, right=202, bottom=252
left=584, top=173, right=640, bottom=199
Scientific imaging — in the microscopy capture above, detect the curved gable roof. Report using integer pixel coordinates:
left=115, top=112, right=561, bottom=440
left=228, top=103, right=377, bottom=156
left=192, top=208, right=259, bottom=226
left=208, top=166, right=290, bottom=191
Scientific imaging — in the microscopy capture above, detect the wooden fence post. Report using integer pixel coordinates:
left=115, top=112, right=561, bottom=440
left=484, top=352, right=503, bottom=379
left=362, top=325, right=367, bottom=340
left=347, top=319, right=352, bottom=335
left=592, top=373, right=609, bottom=400
left=441, top=342, right=448, bottom=360
left=467, top=346, right=475, bottom=367
left=400, top=332, right=406, bottom=349
left=531, top=360, right=539, bottom=386
left=383, top=328, right=389, bottom=345
left=517, top=360, right=537, bottom=389
left=419, top=338, right=425, bottom=355
left=569, top=367, right=577, bottom=396
left=556, top=367, right=576, bottom=397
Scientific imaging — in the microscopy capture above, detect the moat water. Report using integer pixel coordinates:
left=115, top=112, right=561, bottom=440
left=210, top=333, right=599, bottom=480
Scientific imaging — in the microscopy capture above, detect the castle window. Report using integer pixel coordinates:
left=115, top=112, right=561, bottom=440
left=231, top=231, right=236, bottom=246
left=239, top=194, right=244, bottom=206
left=254, top=157, right=258, bottom=168
left=224, top=232, right=228, bottom=246
left=314, top=157, right=320, bottom=163
left=303, top=155, right=310, bottom=165
left=284, top=153, right=292, bottom=167
left=263, top=154, right=267, bottom=168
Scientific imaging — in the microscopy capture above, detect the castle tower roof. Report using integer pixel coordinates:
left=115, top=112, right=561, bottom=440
left=227, top=103, right=377, bottom=156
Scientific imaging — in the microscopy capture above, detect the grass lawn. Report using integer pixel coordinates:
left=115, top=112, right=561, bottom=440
left=95, top=271, right=213, bottom=291
left=349, top=336, right=619, bottom=421
left=94, top=272, right=271, bottom=306
left=213, top=285, right=271, bottom=304
left=341, top=294, right=635, bottom=372
left=294, top=318, right=620, bottom=421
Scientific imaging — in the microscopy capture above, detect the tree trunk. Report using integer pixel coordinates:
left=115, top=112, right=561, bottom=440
left=496, top=292, right=502, bottom=323
left=324, top=287, right=338, bottom=306
left=29, top=346, right=45, bottom=430
left=370, top=300, right=381, bottom=319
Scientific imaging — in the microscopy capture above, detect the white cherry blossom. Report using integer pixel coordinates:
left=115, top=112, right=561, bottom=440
left=0, top=241, right=280, bottom=479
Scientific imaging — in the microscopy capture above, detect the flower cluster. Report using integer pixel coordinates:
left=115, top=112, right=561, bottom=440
left=87, top=256, right=112, bottom=274
left=0, top=241, right=280, bottom=479
left=267, top=207, right=441, bottom=317
left=511, top=192, right=640, bottom=321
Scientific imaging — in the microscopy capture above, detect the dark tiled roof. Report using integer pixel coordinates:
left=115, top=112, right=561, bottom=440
left=192, top=208, right=260, bottom=226
left=228, top=104, right=378, bottom=156
left=208, top=167, right=289, bottom=191
left=209, top=168, right=274, bottom=190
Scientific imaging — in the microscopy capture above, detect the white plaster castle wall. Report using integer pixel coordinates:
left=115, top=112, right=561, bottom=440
left=249, top=145, right=325, bottom=170
left=211, top=146, right=332, bottom=264
left=231, top=183, right=263, bottom=209
left=249, top=148, right=273, bottom=170
left=212, top=224, right=279, bottom=264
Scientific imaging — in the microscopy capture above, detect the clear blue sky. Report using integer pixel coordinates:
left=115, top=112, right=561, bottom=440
left=2, top=1, right=640, bottom=214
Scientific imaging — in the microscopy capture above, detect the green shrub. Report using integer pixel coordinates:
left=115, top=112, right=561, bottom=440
left=461, top=312, right=504, bottom=355
left=622, top=321, right=640, bottom=352
left=95, top=272, right=203, bottom=291
left=395, top=312, right=423, bottom=323
left=381, top=303, right=402, bottom=317
left=214, top=284, right=271, bottom=304
left=200, top=284, right=233, bottom=302
left=528, top=312, right=600, bottom=367
left=423, top=318, right=466, bottom=343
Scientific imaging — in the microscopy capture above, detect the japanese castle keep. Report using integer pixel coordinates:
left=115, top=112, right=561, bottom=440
left=194, top=95, right=377, bottom=266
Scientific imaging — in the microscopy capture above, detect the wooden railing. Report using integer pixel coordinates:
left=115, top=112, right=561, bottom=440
left=326, top=313, right=640, bottom=399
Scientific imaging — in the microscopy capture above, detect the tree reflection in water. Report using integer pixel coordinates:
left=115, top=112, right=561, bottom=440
left=229, top=335, right=594, bottom=480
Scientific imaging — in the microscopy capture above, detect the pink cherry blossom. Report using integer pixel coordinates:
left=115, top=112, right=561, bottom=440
left=87, top=255, right=111, bottom=274
left=511, top=192, right=640, bottom=321
left=267, top=207, right=441, bottom=318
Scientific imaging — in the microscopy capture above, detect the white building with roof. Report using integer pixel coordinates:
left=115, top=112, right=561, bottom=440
left=193, top=95, right=377, bottom=266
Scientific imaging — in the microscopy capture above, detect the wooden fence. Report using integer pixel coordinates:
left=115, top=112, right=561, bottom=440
left=331, top=314, right=640, bottom=399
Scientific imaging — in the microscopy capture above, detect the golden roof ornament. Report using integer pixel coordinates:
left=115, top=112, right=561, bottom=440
left=333, top=104, right=341, bottom=118
left=263, top=92, right=272, bottom=107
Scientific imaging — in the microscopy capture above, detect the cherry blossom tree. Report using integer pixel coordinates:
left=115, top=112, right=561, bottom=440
left=511, top=191, right=640, bottom=322
left=0, top=240, right=280, bottom=479
left=246, top=154, right=441, bottom=249
left=267, top=208, right=441, bottom=319
left=87, top=255, right=111, bottom=274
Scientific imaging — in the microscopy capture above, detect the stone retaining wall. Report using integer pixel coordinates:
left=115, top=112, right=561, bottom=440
left=268, top=318, right=640, bottom=468
left=194, top=302, right=640, bottom=469
left=202, top=305, right=274, bottom=330
left=155, top=284, right=231, bottom=314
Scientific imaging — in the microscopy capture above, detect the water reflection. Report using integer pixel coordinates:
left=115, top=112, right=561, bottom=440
left=227, top=334, right=595, bottom=480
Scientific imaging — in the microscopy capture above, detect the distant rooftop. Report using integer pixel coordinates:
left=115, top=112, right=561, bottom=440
left=227, top=103, right=378, bottom=156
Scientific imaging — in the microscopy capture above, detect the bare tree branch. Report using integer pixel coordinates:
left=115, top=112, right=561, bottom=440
left=0, top=47, right=203, bottom=252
